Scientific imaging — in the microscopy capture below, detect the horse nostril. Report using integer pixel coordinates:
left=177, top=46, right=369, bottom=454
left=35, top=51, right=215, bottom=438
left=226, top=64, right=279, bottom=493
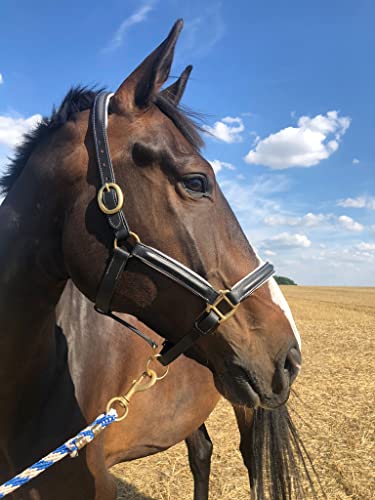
left=284, top=347, right=302, bottom=384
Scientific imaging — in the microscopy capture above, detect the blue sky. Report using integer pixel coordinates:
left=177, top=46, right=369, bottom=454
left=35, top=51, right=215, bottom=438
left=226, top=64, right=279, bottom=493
left=0, top=0, right=374, bottom=285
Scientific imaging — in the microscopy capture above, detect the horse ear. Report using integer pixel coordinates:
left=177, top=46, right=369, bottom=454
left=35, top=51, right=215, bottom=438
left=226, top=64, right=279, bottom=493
left=112, top=19, right=183, bottom=112
left=160, top=65, right=193, bottom=105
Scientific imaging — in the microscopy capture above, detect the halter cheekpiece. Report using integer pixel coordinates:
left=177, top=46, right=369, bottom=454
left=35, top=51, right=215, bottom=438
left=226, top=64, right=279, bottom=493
left=92, top=92, right=275, bottom=365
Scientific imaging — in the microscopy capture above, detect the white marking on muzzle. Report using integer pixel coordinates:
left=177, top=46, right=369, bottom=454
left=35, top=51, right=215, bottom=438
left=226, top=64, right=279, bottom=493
left=252, top=248, right=301, bottom=350
left=267, top=278, right=302, bottom=350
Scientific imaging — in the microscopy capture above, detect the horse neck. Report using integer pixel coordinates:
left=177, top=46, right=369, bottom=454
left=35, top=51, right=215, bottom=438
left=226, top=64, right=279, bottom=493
left=0, top=182, right=67, bottom=432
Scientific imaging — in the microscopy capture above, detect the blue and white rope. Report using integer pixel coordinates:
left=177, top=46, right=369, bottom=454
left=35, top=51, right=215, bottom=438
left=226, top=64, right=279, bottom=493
left=0, top=409, right=117, bottom=498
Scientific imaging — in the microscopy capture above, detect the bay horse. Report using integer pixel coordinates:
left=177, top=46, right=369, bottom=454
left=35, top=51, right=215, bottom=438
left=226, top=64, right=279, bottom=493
left=58, top=280, right=315, bottom=500
left=0, top=20, right=304, bottom=499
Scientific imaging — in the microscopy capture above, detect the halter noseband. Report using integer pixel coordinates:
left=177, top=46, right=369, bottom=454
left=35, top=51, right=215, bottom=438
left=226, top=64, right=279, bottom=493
left=92, top=92, right=275, bottom=365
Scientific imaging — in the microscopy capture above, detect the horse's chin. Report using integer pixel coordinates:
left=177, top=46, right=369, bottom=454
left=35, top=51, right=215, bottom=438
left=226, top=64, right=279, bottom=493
left=213, top=371, right=261, bottom=409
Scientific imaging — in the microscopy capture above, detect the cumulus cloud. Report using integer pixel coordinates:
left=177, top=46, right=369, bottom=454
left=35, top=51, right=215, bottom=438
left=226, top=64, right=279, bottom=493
left=263, top=249, right=276, bottom=256
left=102, top=3, right=154, bottom=52
left=264, top=210, right=365, bottom=233
left=204, top=116, right=244, bottom=143
left=262, top=232, right=311, bottom=249
left=0, top=114, right=42, bottom=148
left=244, top=110, right=351, bottom=169
left=273, top=242, right=374, bottom=286
left=337, top=195, right=375, bottom=210
left=0, top=73, right=3, bottom=85
left=264, top=212, right=330, bottom=228
left=337, top=215, right=363, bottom=232
left=209, top=159, right=235, bottom=174
left=356, top=242, right=375, bottom=252
left=352, top=158, right=360, bottom=164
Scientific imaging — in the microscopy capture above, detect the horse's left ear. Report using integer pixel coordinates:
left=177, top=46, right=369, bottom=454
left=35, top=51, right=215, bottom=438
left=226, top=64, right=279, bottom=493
left=160, top=65, right=193, bottom=105
left=112, top=19, right=183, bottom=112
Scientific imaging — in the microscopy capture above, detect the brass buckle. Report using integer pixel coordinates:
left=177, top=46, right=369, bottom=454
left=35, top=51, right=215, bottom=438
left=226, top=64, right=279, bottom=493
left=206, top=290, right=239, bottom=324
left=97, top=182, right=124, bottom=215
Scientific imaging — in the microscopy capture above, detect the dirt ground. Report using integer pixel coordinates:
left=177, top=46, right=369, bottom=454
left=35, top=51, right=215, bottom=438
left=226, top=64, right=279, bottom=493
left=111, top=287, right=375, bottom=499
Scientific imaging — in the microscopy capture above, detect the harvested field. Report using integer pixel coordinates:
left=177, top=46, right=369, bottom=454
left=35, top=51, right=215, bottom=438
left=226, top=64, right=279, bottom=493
left=112, top=287, right=375, bottom=499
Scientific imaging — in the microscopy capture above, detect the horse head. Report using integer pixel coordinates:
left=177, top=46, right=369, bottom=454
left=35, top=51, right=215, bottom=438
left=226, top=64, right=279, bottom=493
left=18, top=21, right=301, bottom=410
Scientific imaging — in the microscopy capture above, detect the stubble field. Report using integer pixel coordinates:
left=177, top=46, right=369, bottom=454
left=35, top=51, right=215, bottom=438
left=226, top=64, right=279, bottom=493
left=112, top=287, right=375, bottom=499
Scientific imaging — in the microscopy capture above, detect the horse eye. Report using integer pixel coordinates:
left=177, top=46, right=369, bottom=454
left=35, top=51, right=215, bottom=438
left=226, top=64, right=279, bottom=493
left=182, top=175, right=208, bottom=194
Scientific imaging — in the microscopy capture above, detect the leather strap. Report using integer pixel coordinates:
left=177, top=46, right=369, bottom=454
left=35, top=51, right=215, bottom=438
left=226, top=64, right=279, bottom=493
left=94, top=307, right=158, bottom=349
left=131, top=243, right=218, bottom=304
left=229, top=262, right=275, bottom=303
left=158, top=263, right=275, bottom=365
left=95, top=246, right=131, bottom=313
left=91, top=92, right=130, bottom=242
left=158, top=309, right=220, bottom=365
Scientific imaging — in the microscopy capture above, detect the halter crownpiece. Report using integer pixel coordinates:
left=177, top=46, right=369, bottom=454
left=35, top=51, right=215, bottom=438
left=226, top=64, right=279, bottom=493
left=92, top=92, right=275, bottom=365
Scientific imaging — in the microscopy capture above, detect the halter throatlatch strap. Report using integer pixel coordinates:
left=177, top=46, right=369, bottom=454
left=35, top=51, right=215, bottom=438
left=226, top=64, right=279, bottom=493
left=92, top=91, right=275, bottom=364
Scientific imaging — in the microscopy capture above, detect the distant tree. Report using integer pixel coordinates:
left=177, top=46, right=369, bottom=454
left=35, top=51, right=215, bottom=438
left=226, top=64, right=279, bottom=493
left=274, top=275, right=297, bottom=285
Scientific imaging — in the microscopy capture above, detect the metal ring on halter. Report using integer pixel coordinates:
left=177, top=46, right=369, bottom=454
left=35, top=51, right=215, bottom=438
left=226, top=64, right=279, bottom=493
left=146, top=354, right=169, bottom=380
left=97, top=182, right=124, bottom=215
left=114, top=231, right=141, bottom=250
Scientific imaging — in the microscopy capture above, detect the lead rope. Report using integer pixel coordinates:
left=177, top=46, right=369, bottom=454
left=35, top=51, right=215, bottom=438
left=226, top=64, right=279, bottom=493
left=0, top=350, right=168, bottom=499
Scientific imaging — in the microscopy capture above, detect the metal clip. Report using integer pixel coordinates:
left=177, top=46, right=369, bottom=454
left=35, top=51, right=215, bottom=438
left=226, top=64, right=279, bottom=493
left=106, top=369, right=158, bottom=422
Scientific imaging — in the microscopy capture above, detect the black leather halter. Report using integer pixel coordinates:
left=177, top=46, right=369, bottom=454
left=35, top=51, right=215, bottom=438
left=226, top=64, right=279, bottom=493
left=92, top=92, right=275, bottom=366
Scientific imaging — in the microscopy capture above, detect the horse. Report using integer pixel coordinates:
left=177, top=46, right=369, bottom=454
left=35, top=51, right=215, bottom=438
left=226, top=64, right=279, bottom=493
left=0, top=20, right=303, bottom=499
left=58, top=280, right=315, bottom=500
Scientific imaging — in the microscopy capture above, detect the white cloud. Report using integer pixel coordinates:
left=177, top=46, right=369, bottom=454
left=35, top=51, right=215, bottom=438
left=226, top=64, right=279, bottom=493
left=270, top=243, right=375, bottom=286
left=264, top=212, right=330, bottom=228
left=102, top=3, right=154, bottom=52
left=0, top=73, right=3, bottom=85
left=244, top=110, right=351, bottom=169
left=337, top=215, right=363, bottom=232
left=352, top=158, right=360, bottom=164
left=209, top=159, right=235, bottom=174
left=337, top=195, right=375, bottom=210
left=264, top=214, right=300, bottom=226
left=264, top=211, right=365, bottom=233
left=356, top=242, right=375, bottom=252
left=302, top=212, right=329, bottom=227
left=204, top=116, right=244, bottom=143
left=0, top=114, right=42, bottom=148
left=263, top=249, right=276, bottom=256
left=212, top=174, right=374, bottom=285
left=262, top=232, right=311, bottom=249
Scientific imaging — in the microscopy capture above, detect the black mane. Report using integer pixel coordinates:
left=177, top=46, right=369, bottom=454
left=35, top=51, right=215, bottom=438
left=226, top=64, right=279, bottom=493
left=0, top=86, right=99, bottom=194
left=0, top=86, right=204, bottom=195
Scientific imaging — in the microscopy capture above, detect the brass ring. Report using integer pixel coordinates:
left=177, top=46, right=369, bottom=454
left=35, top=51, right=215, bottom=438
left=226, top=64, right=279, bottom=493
left=97, top=183, right=124, bottom=215
left=129, top=231, right=141, bottom=244
left=146, top=355, right=169, bottom=380
left=106, top=397, right=129, bottom=422
left=114, top=231, right=141, bottom=250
